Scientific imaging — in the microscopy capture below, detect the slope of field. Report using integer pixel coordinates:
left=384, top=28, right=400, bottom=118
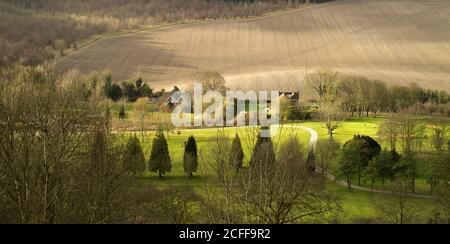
left=56, top=0, right=450, bottom=91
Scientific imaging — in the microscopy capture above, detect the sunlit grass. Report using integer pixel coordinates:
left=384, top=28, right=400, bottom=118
left=113, top=108, right=441, bottom=220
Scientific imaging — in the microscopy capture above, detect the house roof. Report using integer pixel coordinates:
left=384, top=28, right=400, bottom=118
left=279, top=91, right=299, bottom=100
left=162, top=86, right=192, bottom=105
left=166, top=92, right=191, bottom=104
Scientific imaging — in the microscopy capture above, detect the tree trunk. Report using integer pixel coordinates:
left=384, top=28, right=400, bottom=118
left=347, top=178, right=352, bottom=191
left=321, top=168, right=327, bottom=182
left=159, top=171, right=162, bottom=178
left=371, top=177, right=374, bottom=192
left=382, top=178, right=385, bottom=193
left=141, top=123, right=144, bottom=142
left=430, top=178, right=433, bottom=195
left=358, top=172, right=361, bottom=186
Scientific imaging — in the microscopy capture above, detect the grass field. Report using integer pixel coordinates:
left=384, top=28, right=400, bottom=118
left=131, top=125, right=310, bottom=185
left=114, top=100, right=441, bottom=194
left=123, top=115, right=440, bottom=221
left=296, top=116, right=381, bottom=144
left=326, top=183, right=438, bottom=222
left=57, top=0, right=450, bottom=92
left=111, top=102, right=172, bottom=130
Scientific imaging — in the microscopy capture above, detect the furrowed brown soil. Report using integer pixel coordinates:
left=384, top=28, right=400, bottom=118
left=56, top=0, right=450, bottom=91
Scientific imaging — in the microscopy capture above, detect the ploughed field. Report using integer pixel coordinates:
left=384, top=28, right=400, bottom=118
left=56, top=0, right=450, bottom=91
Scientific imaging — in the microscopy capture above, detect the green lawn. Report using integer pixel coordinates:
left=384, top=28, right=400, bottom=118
left=127, top=126, right=310, bottom=186
left=294, top=116, right=381, bottom=144
left=326, top=182, right=438, bottom=222
left=111, top=101, right=172, bottom=131
left=112, top=106, right=442, bottom=221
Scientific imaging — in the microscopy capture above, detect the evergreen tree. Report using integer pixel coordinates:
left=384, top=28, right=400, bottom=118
left=106, top=83, right=123, bottom=101
left=135, top=77, right=144, bottom=97
left=119, top=104, right=126, bottom=120
left=229, top=134, right=244, bottom=175
left=366, top=149, right=398, bottom=192
left=339, top=135, right=382, bottom=190
left=122, top=81, right=138, bottom=101
left=250, top=131, right=275, bottom=170
left=149, top=128, right=172, bottom=178
left=103, top=74, right=112, bottom=97
left=350, top=135, right=381, bottom=185
left=123, top=134, right=146, bottom=176
left=306, top=149, right=316, bottom=173
left=183, top=135, right=198, bottom=179
left=142, top=83, right=153, bottom=98
left=338, top=138, right=363, bottom=191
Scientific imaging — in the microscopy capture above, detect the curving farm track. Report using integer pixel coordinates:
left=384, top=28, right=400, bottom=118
left=57, top=0, right=450, bottom=91
left=297, top=125, right=434, bottom=199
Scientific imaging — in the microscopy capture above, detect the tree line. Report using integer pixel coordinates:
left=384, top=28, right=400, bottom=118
left=305, top=70, right=450, bottom=117
left=0, top=65, right=130, bottom=223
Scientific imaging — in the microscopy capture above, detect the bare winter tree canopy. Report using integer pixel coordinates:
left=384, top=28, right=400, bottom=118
left=0, top=66, right=130, bottom=223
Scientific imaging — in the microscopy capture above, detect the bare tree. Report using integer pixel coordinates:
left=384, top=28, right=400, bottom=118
left=396, top=112, right=425, bottom=193
left=424, top=119, right=449, bottom=195
left=430, top=119, right=448, bottom=152
left=315, top=138, right=341, bottom=178
left=375, top=180, right=419, bottom=224
left=305, top=69, right=339, bottom=104
left=196, top=71, right=228, bottom=93
left=54, top=39, right=66, bottom=56
left=317, top=102, right=345, bottom=138
left=0, top=66, right=130, bottom=223
left=134, top=97, right=148, bottom=141
left=127, top=185, right=201, bottom=224
left=434, top=178, right=450, bottom=224
left=202, top=129, right=338, bottom=224
left=242, top=135, right=338, bottom=223
left=377, top=114, right=400, bottom=151
left=201, top=129, right=242, bottom=224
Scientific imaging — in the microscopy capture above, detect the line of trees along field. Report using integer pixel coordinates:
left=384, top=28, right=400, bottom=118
left=300, top=70, right=450, bottom=143
left=305, top=70, right=450, bottom=118
left=296, top=70, right=449, bottom=137
left=0, top=0, right=319, bottom=67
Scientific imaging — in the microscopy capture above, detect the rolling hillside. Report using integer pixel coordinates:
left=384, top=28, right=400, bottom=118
left=56, top=0, right=450, bottom=91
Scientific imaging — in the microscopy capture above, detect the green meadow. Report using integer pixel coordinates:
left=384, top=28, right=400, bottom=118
left=115, top=113, right=440, bottom=221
